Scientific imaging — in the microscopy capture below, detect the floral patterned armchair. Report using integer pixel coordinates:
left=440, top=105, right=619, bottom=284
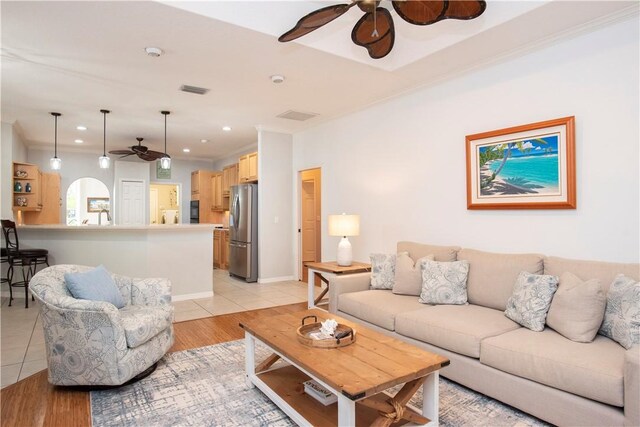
left=30, top=265, right=174, bottom=386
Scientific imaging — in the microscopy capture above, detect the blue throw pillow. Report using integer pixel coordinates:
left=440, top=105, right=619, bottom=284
left=65, top=265, right=125, bottom=309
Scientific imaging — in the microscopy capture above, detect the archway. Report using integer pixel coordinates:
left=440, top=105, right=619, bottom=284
left=66, top=178, right=110, bottom=225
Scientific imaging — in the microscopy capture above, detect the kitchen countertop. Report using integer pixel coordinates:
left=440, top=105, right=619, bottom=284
left=17, top=224, right=222, bottom=231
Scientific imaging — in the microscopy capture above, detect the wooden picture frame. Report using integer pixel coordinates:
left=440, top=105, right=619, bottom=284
left=87, top=197, right=110, bottom=213
left=466, top=116, right=576, bottom=210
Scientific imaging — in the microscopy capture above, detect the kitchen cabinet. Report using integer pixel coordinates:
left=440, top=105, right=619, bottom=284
left=23, top=173, right=61, bottom=225
left=213, top=229, right=229, bottom=269
left=12, top=162, right=61, bottom=224
left=211, top=172, right=223, bottom=211
left=192, top=170, right=217, bottom=222
left=238, top=152, right=258, bottom=183
left=222, top=163, right=238, bottom=195
left=191, top=171, right=200, bottom=195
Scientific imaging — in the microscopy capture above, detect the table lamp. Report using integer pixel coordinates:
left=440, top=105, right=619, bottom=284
left=328, top=213, right=360, bottom=266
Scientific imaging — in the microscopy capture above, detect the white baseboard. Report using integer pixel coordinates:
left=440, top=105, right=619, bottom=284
left=172, top=291, right=214, bottom=302
left=258, top=276, right=295, bottom=284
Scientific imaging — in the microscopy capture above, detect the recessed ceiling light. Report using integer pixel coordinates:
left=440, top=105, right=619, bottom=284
left=144, top=47, right=163, bottom=57
left=222, top=126, right=232, bottom=132
left=76, top=125, right=87, bottom=131
left=74, top=139, right=84, bottom=144
left=270, top=75, right=285, bottom=84
left=200, top=139, right=208, bottom=143
left=183, top=148, right=190, bottom=153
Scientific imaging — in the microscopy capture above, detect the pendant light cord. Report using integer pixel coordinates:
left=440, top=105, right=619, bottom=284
left=103, top=112, right=106, bottom=156
left=54, top=115, right=58, bottom=157
left=164, top=113, right=167, bottom=155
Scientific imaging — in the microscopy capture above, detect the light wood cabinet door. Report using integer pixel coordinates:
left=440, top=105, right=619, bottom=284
left=211, top=173, right=223, bottom=211
left=238, top=152, right=258, bottom=183
left=222, top=163, right=238, bottom=195
left=213, top=230, right=222, bottom=268
left=248, top=152, right=258, bottom=181
left=191, top=171, right=199, bottom=195
left=221, top=230, right=229, bottom=269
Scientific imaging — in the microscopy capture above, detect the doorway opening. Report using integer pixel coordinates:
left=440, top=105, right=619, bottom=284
left=66, top=177, right=110, bottom=225
left=150, top=183, right=180, bottom=224
left=299, top=168, right=321, bottom=282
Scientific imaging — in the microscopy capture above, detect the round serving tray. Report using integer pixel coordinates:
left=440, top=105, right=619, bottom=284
left=296, top=315, right=356, bottom=348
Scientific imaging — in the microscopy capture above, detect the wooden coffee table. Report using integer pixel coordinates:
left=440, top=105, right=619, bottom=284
left=240, top=309, right=449, bottom=426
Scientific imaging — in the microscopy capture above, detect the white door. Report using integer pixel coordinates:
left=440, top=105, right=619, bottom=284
left=121, top=180, right=145, bottom=225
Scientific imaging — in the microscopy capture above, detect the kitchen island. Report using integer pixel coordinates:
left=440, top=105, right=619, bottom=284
left=16, top=224, right=218, bottom=300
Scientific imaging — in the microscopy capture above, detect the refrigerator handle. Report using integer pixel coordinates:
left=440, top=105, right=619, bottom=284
left=234, top=193, right=241, bottom=230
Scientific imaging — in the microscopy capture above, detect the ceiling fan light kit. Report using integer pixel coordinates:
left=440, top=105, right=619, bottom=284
left=99, top=109, right=111, bottom=169
left=49, top=112, right=62, bottom=170
left=279, top=0, right=487, bottom=59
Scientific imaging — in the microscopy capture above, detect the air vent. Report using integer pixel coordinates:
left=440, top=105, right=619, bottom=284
left=180, top=85, right=210, bottom=95
left=276, top=110, right=319, bottom=121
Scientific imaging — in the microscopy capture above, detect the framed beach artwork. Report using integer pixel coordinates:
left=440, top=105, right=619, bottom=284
left=466, top=116, right=576, bottom=210
left=87, top=197, right=110, bottom=213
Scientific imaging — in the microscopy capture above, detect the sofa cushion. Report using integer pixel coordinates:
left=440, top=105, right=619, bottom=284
left=395, top=304, right=520, bottom=358
left=119, top=305, right=173, bottom=349
left=480, top=328, right=625, bottom=407
left=419, top=260, right=470, bottom=305
left=546, top=272, right=606, bottom=342
left=458, top=249, right=544, bottom=311
left=599, top=274, right=640, bottom=349
left=337, top=290, right=424, bottom=331
left=397, top=242, right=459, bottom=262
left=504, top=271, right=559, bottom=332
left=543, top=256, right=639, bottom=292
left=392, top=253, right=434, bottom=296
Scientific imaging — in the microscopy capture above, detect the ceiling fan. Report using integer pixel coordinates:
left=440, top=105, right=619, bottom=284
left=109, top=137, right=168, bottom=162
left=279, top=0, right=486, bottom=59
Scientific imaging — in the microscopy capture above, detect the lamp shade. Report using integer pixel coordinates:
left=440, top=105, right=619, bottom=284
left=328, top=214, right=360, bottom=237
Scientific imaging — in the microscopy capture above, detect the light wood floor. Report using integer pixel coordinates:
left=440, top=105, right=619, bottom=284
left=0, top=302, right=308, bottom=427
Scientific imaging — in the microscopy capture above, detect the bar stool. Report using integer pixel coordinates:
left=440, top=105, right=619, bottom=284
left=1, top=248, right=8, bottom=284
left=1, top=220, right=49, bottom=308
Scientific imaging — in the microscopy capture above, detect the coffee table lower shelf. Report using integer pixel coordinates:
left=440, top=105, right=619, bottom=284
left=245, top=333, right=437, bottom=427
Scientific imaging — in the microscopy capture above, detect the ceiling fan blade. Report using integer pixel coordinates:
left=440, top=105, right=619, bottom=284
left=351, top=8, right=395, bottom=59
left=119, top=153, right=135, bottom=159
left=279, top=3, right=356, bottom=42
left=137, top=152, right=158, bottom=161
left=444, top=0, right=486, bottom=20
left=392, top=0, right=447, bottom=25
left=109, top=149, right=135, bottom=155
left=131, top=145, right=149, bottom=154
left=144, top=150, right=167, bottom=160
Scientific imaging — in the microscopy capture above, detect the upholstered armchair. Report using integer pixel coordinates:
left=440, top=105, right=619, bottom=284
left=30, top=265, right=174, bottom=386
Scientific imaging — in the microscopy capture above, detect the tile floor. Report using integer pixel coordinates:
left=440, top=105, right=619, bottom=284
left=0, top=269, right=320, bottom=388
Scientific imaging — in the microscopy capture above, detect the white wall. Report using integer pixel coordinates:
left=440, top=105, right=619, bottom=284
left=293, top=18, right=639, bottom=265
left=258, top=131, right=294, bottom=281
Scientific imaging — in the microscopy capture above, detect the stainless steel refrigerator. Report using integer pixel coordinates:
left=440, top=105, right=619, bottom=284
left=229, top=183, right=258, bottom=282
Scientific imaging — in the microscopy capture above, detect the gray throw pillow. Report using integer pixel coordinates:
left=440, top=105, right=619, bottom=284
left=392, top=252, right=435, bottom=296
left=419, top=260, right=469, bottom=305
left=370, top=253, right=398, bottom=290
left=505, top=271, right=559, bottom=332
left=65, top=265, right=125, bottom=308
left=546, top=272, right=606, bottom=342
left=599, top=274, right=640, bottom=349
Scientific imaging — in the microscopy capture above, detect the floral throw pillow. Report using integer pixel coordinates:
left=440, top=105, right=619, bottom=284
left=419, top=260, right=470, bottom=305
left=599, top=274, right=640, bottom=349
left=505, top=271, right=559, bottom=332
left=370, top=253, right=398, bottom=290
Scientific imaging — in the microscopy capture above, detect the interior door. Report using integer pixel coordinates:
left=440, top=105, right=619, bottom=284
left=120, top=180, right=145, bottom=225
left=299, top=168, right=321, bottom=282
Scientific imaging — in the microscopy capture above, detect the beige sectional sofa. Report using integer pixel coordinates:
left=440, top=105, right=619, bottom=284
left=328, top=242, right=640, bottom=427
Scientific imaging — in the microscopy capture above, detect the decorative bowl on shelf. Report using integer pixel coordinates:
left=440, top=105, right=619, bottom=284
left=15, top=170, right=28, bottom=178
left=16, top=197, right=28, bottom=207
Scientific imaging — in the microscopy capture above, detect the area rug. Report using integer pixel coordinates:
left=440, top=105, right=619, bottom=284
left=91, top=340, right=549, bottom=426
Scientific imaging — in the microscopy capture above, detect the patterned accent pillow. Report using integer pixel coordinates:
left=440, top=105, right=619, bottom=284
left=505, top=271, right=559, bottom=332
left=419, top=260, right=470, bottom=305
left=599, top=274, right=640, bottom=349
left=370, top=253, right=398, bottom=290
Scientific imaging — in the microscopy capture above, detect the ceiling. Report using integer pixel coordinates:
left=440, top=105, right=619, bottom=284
left=1, top=1, right=637, bottom=162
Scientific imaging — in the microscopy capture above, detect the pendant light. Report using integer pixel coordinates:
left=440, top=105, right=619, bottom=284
left=49, top=112, right=62, bottom=170
left=160, top=110, right=171, bottom=170
left=98, top=109, right=111, bottom=169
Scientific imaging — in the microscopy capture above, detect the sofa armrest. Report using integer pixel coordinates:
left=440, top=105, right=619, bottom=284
left=625, top=345, right=640, bottom=426
left=328, top=272, right=371, bottom=313
left=131, top=277, right=172, bottom=306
